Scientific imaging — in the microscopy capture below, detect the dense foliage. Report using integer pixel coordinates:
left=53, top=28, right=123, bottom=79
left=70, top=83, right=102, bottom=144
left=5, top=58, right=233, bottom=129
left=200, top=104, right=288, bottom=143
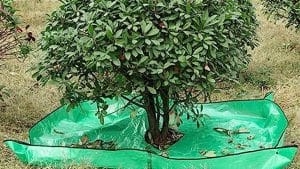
left=262, top=0, right=300, bottom=30
left=35, top=0, right=258, bottom=147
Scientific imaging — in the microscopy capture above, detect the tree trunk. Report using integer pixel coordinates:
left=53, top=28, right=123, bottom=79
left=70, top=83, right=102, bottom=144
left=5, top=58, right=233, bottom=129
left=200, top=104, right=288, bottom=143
left=160, top=88, right=169, bottom=140
left=143, top=88, right=170, bottom=147
left=144, top=92, right=161, bottom=145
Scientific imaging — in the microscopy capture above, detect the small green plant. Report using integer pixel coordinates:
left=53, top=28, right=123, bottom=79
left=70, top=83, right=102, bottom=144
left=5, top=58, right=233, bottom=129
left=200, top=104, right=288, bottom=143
left=262, top=0, right=300, bottom=30
left=0, top=0, right=33, bottom=59
left=0, top=0, right=33, bottom=102
left=35, top=0, right=258, bottom=148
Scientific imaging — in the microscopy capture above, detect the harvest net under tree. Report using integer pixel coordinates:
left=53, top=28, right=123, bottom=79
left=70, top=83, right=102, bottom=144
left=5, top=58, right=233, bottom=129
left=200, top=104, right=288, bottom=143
left=5, top=93, right=298, bottom=168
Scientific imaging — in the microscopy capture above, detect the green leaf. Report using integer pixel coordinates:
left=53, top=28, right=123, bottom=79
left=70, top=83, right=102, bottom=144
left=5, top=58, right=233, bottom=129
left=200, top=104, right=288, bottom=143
left=114, top=29, right=123, bottom=38
left=145, top=23, right=152, bottom=33
left=88, top=24, right=94, bottom=35
left=173, top=37, right=179, bottom=44
left=147, top=28, right=159, bottom=36
left=208, top=78, right=216, bottom=83
left=145, top=39, right=151, bottom=45
left=194, top=47, right=203, bottom=54
left=187, top=43, right=192, bottom=54
left=221, top=41, right=229, bottom=48
left=147, top=86, right=157, bottom=94
left=210, top=48, right=216, bottom=58
left=113, top=59, right=121, bottom=66
left=163, top=62, right=175, bottom=69
left=178, top=56, right=186, bottom=63
left=198, top=34, right=204, bottom=41
left=138, top=68, right=146, bottom=73
left=132, top=50, right=138, bottom=57
left=136, top=48, right=143, bottom=55
left=125, top=52, right=131, bottom=60
left=186, top=1, right=191, bottom=14
left=151, top=40, right=160, bottom=46
left=132, top=39, right=138, bottom=44
left=106, top=25, right=113, bottom=39
left=141, top=21, right=147, bottom=34
left=139, top=56, right=148, bottom=64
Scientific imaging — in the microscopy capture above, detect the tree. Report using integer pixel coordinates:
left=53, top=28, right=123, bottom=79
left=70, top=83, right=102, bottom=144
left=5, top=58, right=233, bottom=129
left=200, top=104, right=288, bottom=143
left=1, top=0, right=18, bottom=58
left=0, top=0, right=31, bottom=59
left=34, top=0, right=258, bottom=148
left=262, top=0, right=300, bottom=30
left=0, top=0, right=32, bottom=101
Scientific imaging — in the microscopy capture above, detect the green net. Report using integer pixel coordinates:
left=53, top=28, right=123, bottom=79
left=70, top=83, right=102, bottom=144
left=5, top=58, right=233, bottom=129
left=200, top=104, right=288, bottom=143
left=4, top=93, right=298, bottom=168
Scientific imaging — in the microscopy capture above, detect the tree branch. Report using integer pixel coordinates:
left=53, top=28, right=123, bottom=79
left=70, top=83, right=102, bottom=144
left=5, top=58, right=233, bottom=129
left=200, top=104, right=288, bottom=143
left=155, top=95, right=161, bottom=121
left=108, top=99, right=136, bottom=115
left=121, top=95, right=145, bottom=108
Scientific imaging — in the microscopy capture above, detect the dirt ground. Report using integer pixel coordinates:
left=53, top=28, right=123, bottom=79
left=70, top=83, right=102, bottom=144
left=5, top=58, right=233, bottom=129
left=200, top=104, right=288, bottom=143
left=0, top=0, right=299, bottom=168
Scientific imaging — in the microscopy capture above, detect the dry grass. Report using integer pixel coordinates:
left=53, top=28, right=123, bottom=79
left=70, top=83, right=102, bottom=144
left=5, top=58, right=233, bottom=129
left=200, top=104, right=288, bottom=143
left=0, top=0, right=61, bottom=168
left=0, top=0, right=299, bottom=168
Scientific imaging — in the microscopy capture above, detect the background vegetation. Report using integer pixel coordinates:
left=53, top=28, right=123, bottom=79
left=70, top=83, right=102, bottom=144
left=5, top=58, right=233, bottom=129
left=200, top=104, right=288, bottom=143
left=0, top=0, right=299, bottom=168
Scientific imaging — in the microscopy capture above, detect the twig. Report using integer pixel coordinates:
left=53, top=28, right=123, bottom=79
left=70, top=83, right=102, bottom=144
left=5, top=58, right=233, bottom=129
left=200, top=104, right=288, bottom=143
left=121, top=95, right=145, bottom=108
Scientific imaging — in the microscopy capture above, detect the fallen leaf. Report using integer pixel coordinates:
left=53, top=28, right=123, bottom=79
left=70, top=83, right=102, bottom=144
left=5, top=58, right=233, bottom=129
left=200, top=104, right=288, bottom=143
left=214, top=127, right=232, bottom=136
left=80, top=135, right=89, bottom=145
left=247, top=135, right=255, bottom=140
left=235, top=143, right=249, bottom=149
left=221, top=149, right=231, bottom=155
left=53, top=129, right=64, bottom=134
left=130, top=110, right=137, bottom=119
left=160, top=151, right=169, bottom=157
left=203, top=151, right=216, bottom=157
left=199, top=150, right=207, bottom=156
left=238, top=128, right=250, bottom=133
left=9, top=72, right=18, bottom=76
left=259, top=145, right=265, bottom=149
left=227, top=138, right=233, bottom=143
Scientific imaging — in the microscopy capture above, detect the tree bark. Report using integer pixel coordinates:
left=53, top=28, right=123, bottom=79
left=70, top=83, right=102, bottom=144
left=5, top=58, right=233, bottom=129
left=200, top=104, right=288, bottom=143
left=144, top=92, right=160, bottom=144
left=143, top=87, right=171, bottom=146
left=160, top=88, right=169, bottom=141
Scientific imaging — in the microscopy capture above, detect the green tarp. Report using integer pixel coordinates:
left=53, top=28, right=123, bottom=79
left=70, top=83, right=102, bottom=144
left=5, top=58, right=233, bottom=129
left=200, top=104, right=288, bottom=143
left=4, top=93, right=298, bottom=168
